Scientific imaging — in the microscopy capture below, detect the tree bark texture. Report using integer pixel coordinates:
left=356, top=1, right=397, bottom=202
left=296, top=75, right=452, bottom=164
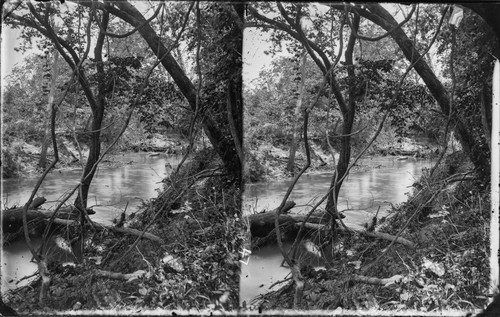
left=74, top=12, right=108, bottom=208
left=325, top=14, right=359, bottom=221
left=38, top=49, right=59, bottom=169
left=287, top=51, right=307, bottom=173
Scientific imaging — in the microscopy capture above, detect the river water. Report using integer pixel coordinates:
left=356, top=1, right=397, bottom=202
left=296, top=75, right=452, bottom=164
left=2, top=154, right=435, bottom=304
left=1, top=152, right=179, bottom=293
left=240, top=156, right=435, bottom=305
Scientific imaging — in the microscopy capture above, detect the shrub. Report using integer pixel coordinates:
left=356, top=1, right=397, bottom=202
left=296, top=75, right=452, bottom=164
left=1, top=147, right=19, bottom=178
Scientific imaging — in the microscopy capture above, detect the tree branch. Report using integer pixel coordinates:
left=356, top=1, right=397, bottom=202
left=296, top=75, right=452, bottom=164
left=342, top=3, right=417, bottom=42
left=248, top=4, right=348, bottom=115
left=92, top=1, right=164, bottom=38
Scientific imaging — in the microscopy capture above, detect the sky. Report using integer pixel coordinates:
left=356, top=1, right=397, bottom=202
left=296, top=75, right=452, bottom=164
left=242, top=28, right=274, bottom=89
left=2, top=28, right=26, bottom=80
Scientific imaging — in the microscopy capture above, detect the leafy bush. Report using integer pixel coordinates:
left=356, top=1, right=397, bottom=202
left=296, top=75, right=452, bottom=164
left=244, top=151, right=266, bottom=183
left=1, top=147, right=19, bottom=178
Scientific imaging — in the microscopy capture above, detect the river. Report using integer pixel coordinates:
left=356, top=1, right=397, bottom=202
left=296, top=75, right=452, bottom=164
left=1, top=152, right=179, bottom=293
left=2, top=154, right=435, bottom=304
left=240, top=156, right=435, bottom=305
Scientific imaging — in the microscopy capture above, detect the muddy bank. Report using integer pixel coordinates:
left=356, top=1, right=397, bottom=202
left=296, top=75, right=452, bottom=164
left=244, top=137, right=439, bottom=183
left=2, top=134, right=189, bottom=179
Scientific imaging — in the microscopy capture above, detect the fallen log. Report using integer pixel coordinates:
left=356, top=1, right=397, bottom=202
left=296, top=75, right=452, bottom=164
left=295, top=222, right=416, bottom=248
left=359, top=230, right=415, bottom=249
left=2, top=205, right=95, bottom=234
left=255, top=201, right=297, bottom=215
left=248, top=212, right=295, bottom=238
left=247, top=202, right=332, bottom=238
left=53, top=218, right=164, bottom=244
left=31, top=197, right=47, bottom=209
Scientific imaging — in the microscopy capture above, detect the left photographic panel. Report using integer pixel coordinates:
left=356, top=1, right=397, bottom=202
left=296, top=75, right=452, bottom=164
left=1, top=1, right=244, bottom=314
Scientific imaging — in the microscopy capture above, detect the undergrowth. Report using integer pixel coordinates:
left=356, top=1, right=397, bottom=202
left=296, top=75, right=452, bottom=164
left=255, top=151, right=490, bottom=312
left=5, top=149, right=245, bottom=313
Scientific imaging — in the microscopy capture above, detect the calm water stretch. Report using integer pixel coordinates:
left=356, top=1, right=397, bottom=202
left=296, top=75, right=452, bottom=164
left=1, top=152, right=179, bottom=292
left=240, top=156, right=435, bottom=304
left=1, top=154, right=434, bottom=305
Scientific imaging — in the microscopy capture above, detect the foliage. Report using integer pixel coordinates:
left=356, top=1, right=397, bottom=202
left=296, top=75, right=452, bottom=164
left=138, top=80, right=190, bottom=136
left=245, top=51, right=440, bottom=158
left=1, top=147, right=20, bottom=179
left=437, top=8, right=496, bottom=179
left=243, top=151, right=267, bottom=183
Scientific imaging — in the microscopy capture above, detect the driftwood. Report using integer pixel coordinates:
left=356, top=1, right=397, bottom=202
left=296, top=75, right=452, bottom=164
left=95, top=269, right=146, bottom=282
left=351, top=274, right=403, bottom=286
left=295, top=222, right=416, bottom=248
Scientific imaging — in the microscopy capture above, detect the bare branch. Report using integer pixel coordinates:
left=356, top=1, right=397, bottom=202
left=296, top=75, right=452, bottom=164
left=92, top=1, right=164, bottom=38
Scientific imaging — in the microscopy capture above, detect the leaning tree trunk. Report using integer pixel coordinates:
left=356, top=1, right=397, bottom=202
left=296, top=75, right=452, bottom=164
left=102, top=1, right=243, bottom=183
left=359, top=4, right=485, bottom=174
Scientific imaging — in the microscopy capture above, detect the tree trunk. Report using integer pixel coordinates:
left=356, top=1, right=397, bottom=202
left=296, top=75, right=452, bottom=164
left=74, top=12, right=108, bottom=209
left=325, top=15, right=359, bottom=222
left=359, top=4, right=481, bottom=168
left=102, top=1, right=243, bottom=182
left=325, top=108, right=355, bottom=219
left=38, top=49, right=59, bottom=169
left=287, top=51, right=307, bottom=174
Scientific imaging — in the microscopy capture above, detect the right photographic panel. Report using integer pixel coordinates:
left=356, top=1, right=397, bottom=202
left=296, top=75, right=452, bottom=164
left=241, top=2, right=500, bottom=315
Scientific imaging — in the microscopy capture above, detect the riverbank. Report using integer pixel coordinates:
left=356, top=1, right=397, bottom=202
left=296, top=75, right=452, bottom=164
left=3, top=149, right=244, bottom=313
left=247, top=151, right=490, bottom=312
left=244, top=137, right=440, bottom=183
left=1, top=133, right=189, bottom=179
